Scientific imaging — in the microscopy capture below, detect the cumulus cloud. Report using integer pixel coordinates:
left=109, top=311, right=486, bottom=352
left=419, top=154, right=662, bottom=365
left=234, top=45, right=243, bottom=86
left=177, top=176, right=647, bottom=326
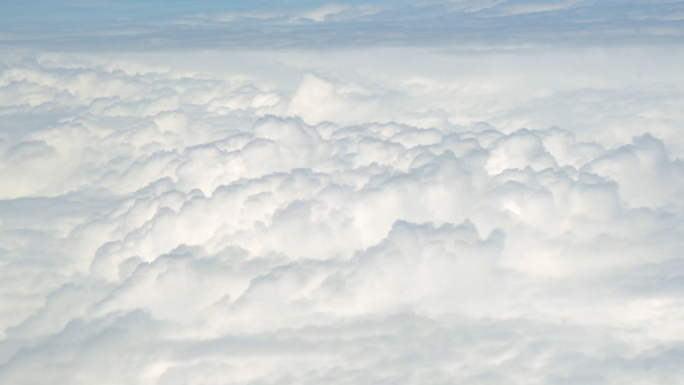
left=2, top=1, right=684, bottom=384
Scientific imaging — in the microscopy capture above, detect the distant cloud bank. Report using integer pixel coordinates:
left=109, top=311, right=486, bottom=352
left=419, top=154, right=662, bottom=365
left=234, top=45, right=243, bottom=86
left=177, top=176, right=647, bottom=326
left=1, top=1, right=684, bottom=384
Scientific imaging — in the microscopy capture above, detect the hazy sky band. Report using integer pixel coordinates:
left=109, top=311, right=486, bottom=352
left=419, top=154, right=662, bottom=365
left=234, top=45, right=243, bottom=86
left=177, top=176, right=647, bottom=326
left=2, top=0, right=683, bottom=51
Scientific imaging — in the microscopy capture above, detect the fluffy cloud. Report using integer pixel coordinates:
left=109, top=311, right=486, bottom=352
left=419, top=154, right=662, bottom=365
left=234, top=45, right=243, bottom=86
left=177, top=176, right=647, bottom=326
left=2, top=4, right=684, bottom=380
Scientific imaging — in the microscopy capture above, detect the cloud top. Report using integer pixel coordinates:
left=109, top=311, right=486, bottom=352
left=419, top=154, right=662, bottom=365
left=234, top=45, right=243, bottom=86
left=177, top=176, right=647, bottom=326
left=0, top=52, right=684, bottom=383
left=2, top=2, right=684, bottom=383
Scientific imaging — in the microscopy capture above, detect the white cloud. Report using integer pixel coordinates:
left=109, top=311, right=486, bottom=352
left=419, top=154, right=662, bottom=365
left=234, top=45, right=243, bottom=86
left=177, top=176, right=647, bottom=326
left=1, top=9, right=684, bottom=383
left=300, top=3, right=350, bottom=22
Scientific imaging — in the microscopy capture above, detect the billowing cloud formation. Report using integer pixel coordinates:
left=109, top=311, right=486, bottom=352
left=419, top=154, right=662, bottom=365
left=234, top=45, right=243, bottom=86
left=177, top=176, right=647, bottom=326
left=1, top=50, right=684, bottom=385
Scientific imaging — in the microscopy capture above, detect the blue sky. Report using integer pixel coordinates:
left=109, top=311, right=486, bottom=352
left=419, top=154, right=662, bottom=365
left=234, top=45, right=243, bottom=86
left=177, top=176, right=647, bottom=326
left=2, top=0, right=683, bottom=51
left=0, top=0, right=377, bottom=23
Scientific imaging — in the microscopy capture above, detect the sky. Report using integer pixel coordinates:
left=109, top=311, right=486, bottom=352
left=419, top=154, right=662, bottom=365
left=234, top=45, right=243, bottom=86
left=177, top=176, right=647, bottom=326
left=2, top=0, right=684, bottom=50
left=1, top=1, right=684, bottom=384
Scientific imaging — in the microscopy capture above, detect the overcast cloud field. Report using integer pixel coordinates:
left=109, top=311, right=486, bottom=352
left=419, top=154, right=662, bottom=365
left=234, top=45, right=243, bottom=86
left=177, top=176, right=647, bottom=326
left=1, top=1, right=684, bottom=384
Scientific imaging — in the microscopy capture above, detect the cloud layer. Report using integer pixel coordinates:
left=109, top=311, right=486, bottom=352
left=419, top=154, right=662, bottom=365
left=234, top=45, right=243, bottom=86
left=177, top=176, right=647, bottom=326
left=1, top=49, right=684, bottom=384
